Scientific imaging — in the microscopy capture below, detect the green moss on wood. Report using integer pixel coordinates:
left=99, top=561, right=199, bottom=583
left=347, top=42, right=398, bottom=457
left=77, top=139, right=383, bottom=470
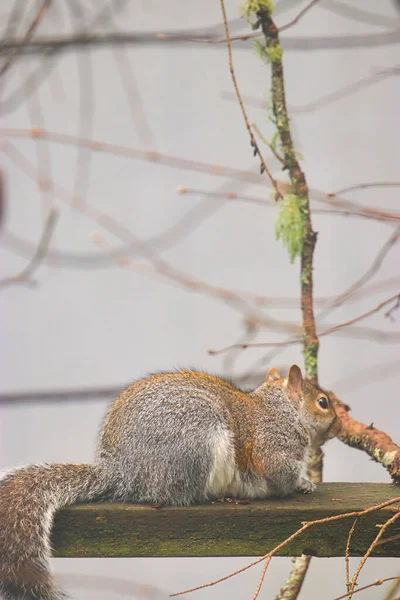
left=51, top=483, right=400, bottom=558
left=275, top=194, right=307, bottom=263
left=241, top=0, right=274, bottom=24
left=303, top=341, right=319, bottom=380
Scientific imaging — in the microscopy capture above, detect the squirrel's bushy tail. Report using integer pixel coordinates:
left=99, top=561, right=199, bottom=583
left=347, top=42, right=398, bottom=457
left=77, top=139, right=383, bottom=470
left=0, top=463, right=108, bottom=600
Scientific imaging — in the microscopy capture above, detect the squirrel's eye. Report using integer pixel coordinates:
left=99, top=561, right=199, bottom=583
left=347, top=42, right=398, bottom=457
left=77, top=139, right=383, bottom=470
left=318, top=396, right=328, bottom=410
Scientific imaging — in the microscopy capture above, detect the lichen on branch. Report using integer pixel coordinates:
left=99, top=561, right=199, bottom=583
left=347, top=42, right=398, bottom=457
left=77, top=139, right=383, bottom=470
left=275, top=194, right=307, bottom=263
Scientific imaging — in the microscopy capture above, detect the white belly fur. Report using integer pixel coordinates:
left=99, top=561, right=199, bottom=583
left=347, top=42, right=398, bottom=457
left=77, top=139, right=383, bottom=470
left=205, top=428, right=272, bottom=499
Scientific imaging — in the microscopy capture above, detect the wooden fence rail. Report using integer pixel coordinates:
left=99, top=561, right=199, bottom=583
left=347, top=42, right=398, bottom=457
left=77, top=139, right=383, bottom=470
left=52, top=483, right=400, bottom=558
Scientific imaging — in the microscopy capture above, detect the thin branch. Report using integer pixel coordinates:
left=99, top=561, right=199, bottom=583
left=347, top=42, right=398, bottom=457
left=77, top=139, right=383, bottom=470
left=91, top=233, right=297, bottom=338
left=57, top=571, right=170, bottom=599
left=209, top=293, right=400, bottom=355
left=278, top=0, right=321, bottom=32
left=348, top=512, right=400, bottom=597
left=3, top=129, right=400, bottom=231
left=318, top=293, right=400, bottom=336
left=222, top=65, right=400, bottom=115
left=331, top=181, right=400, bottom=196
left=178, top=184, right=400, bottom=223
left=381, top=574, right=400, bottom=600
left=65, top=0, right=94, bottom=210
left=317, top=226, right=400, bottom=320
left=0, top=0, right=51, bottom=79
left=332, top=577, right=400, bottom=600
left=0, top=210, right=58, bottom=290
left=252, top=123, right=284, bottom=164
left=252, top=557, right=272, bottom=600
left=170, top=495, right=400, bottom=597
left=2, top=141, right=228, bottom=265
left=345, top=518, right=359, bottom=591
left=320, top=1, right=398, bottom=29
left=0, top=127, right=268, bottom=186
left=375, top=534, right=400, bottom=549
left=1, top=26, right=400, bottom=54
left=219, top=0, right=282, bottom=197
left=292, top=65, right=400, bottom=114
left=0, top=385, right=123, bottom=405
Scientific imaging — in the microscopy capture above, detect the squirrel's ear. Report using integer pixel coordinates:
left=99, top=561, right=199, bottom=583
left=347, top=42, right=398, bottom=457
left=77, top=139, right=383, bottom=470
left=265, top=368, right=281, bottom=382
left=287, top=365, right=303, bottom=394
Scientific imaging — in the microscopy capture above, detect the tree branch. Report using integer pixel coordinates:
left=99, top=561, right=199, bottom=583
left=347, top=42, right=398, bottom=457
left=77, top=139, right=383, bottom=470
left=0, top=0, right=50, bottom=79
left=0, top=209, right=58, bottom=290
left=219, top=0, right=282, bottom=197
left=331, top=391, right=400, bottom=484
left=255, top=5, right=321, bottom=597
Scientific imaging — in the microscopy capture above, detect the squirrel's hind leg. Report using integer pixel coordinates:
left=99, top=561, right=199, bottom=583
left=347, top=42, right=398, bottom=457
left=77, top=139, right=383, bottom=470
left=264, top=457, right=306, bottom=497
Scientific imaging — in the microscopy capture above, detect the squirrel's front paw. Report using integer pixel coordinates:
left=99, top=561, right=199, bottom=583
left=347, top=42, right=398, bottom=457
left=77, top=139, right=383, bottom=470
left=296, top=478, right=316, bottom=494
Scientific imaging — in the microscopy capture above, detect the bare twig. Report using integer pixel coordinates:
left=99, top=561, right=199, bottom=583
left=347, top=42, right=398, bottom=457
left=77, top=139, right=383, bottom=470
left=381, top=574, right=400, bottom=600
left=318, top=226, right=400, bottom=319
left=375, top=534, right=400, bottom=548
left=0, top=127, right=268, bottom=186
left=252, top=123, right=284, bottom=164
left=292, top=65, right=400, bottom=114
left=2, top=25, right=400, bottom=54
left=320, top=2, right=398, bottom=29
left=0, top=0, right=50, bottom=79
left=65, top=0, right=94, bottom=210
left=279, top=0, right=321, bottom=32
left=222, top=64, right=400, bottom=114
left=345, top=518, right=359, bottom=591
left=252, top=557, right=272, bottom=600
left=58, top=571, right=169, bottom=599
left=332, top=577, right=400, bottom=600
left=219, top=0, right=282, bottom=197
left=0, top=210, right=58, bottom=290
left=209, top=293, right=400, bottom=354
left=170, top=496, right=400, bottom=597
left=385, top=295, right=400, bottom=321
left=178, top=184, right=400, bottom=223
left=348, top=512, right=400, bottom=596
left=90, top=232, right=297, bottom=338
left=3, top=130, right=400, bottom=232
left=331, top=181, right=400, bottom=196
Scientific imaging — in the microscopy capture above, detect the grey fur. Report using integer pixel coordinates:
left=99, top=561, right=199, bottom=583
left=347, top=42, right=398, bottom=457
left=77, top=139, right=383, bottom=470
left=0, top=369, right=340, bottom=600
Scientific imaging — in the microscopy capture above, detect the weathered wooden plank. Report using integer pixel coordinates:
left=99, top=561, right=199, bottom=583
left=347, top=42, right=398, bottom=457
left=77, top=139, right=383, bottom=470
left=52, top=483, right=400, bottom=558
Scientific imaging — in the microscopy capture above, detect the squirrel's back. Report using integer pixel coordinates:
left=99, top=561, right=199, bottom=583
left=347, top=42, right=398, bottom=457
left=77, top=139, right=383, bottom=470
left=96, top=369, right=306, bottom=505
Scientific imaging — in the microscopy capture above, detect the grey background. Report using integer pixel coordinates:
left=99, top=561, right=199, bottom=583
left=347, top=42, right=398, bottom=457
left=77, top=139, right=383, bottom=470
left=1, top=1, right=399, bottom=598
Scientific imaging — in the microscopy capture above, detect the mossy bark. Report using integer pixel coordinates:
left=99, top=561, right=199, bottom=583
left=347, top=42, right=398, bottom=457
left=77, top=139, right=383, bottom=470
left=257, top=8, right=319, bottom=384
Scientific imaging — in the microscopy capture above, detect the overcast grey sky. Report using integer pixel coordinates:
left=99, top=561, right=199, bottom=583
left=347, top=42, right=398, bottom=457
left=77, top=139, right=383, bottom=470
left=1, top=1, right=400, bottom=599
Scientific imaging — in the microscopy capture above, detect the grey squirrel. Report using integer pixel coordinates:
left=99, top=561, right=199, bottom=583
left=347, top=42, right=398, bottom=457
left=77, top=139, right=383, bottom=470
left=0, top=365, right=341, bottom=600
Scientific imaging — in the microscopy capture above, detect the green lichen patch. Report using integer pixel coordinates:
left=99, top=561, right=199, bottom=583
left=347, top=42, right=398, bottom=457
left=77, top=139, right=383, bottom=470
left=303, top=341, right=319, bottom=380
left=241, top=0, right=274, bottom=26
left=275, top=194, right=307, bottom=263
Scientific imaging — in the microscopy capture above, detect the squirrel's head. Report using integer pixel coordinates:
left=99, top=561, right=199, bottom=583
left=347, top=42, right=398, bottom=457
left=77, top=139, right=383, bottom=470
left=265, top=364, right=342, bottom=445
